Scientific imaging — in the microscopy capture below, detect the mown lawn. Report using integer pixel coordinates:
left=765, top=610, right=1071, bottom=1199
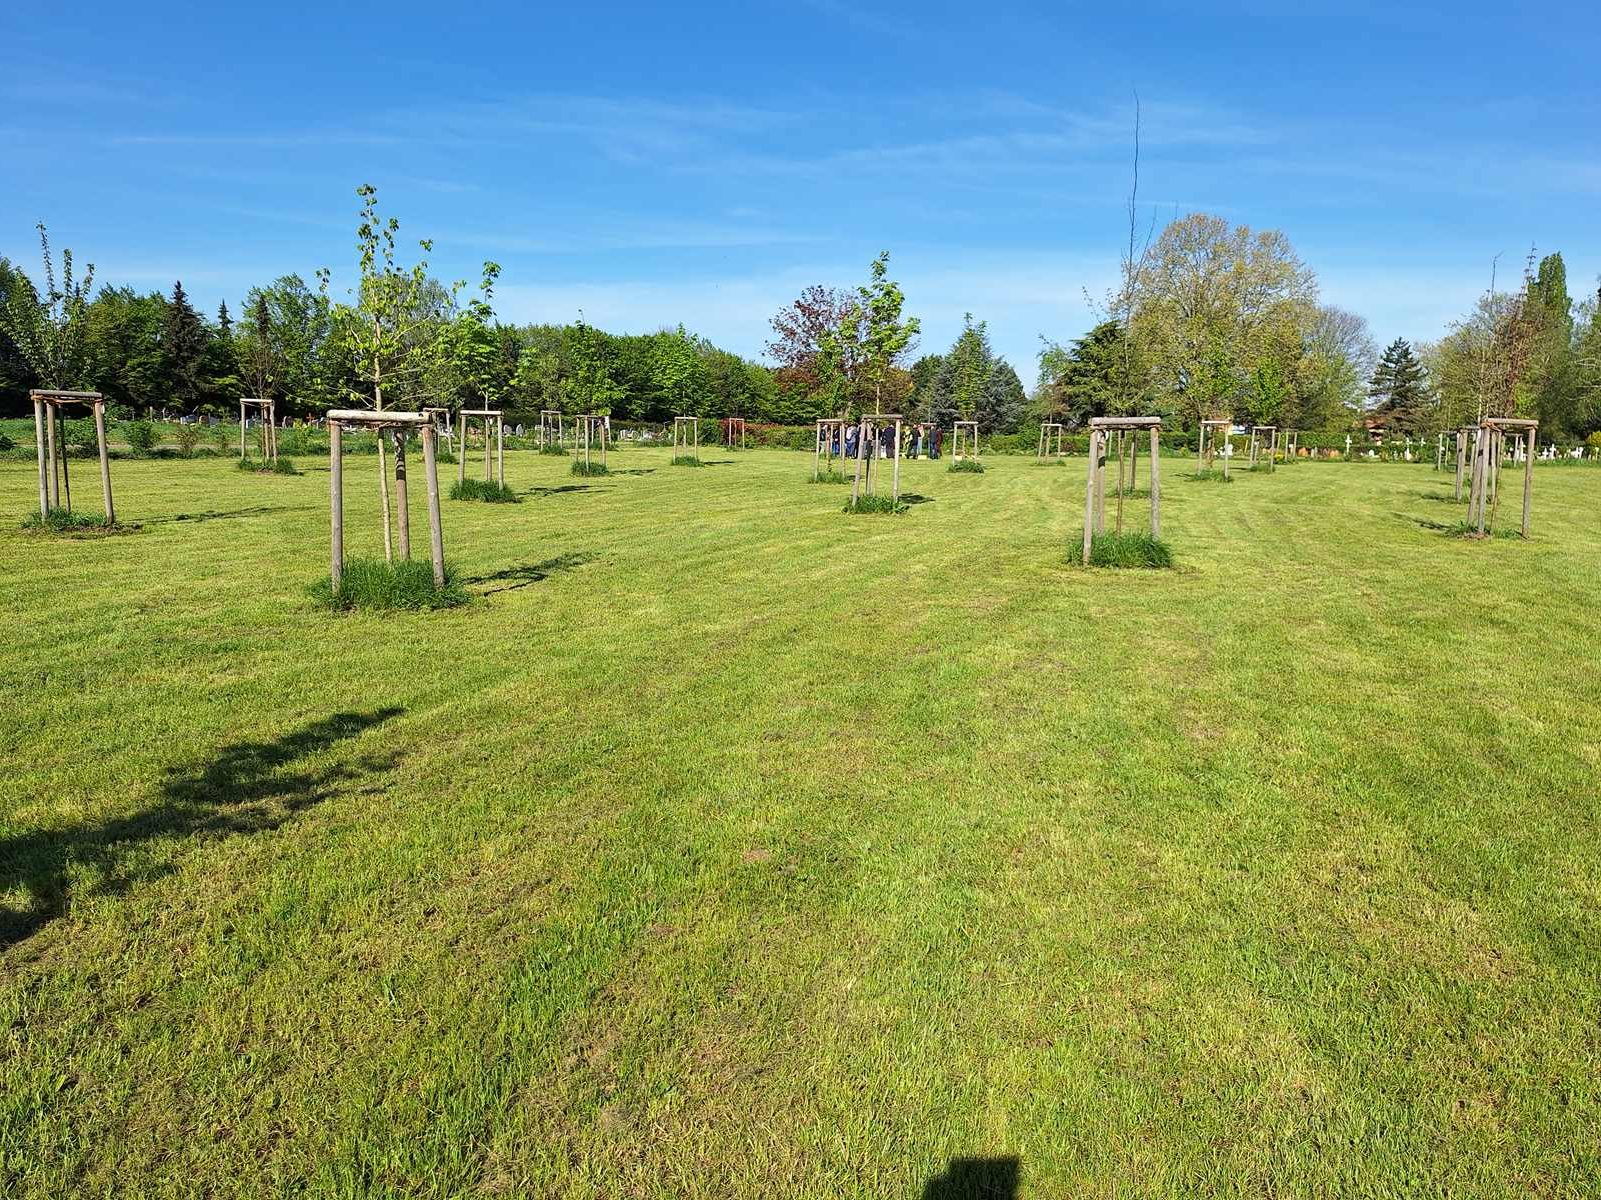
left=2, top=445, right=1598, bottom=1198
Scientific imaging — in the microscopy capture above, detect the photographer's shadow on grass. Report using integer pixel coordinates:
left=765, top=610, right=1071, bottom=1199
left=922, top=1156, right=1020, bottom=1199
left=0, top=707, right=404, bottom=950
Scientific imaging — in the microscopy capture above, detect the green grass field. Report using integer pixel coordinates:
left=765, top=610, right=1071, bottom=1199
left=2, top=446, right=1599, bottom=1197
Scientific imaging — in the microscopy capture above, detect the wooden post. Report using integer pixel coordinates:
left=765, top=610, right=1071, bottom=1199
left=600, top=418, right=608, bottom=468
left=1520, top=428, right=1534, bottom=537
left=892, top=418, right=902, bottom=500
left=1094, top=430, right=1107, bottom=532
left=58, top=407, right=73, bottom=514
left=93, top=400, right=113, bottom=523
left=1148, top=426, right=1161, bottom=538
left=33, top=396, right=48, bottom=516
left=814, top=420, right=821, bottom=480
left=393, top=429, right=411, bottom=559
left=1081, top=429, right=1099, bottom=564
left=422, top=424, right=445, bottom=587
left=330, top=420, right=344, bottom=591
left=851, top=418, right=866, bottom=504
left=1115, top=431, right=1126, bottom=534
left=240, top=400, right=247, bottom=460
left=458, top=415, right=467, bottom=487
left=496, top=415, right=505, bottom=486
left=46, top=401, right=59, bottom=510
left=1454, top=430, right=1467, bottom=500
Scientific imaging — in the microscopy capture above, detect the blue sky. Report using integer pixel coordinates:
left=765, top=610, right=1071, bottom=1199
left=3, top=1, right=1597, bottom=384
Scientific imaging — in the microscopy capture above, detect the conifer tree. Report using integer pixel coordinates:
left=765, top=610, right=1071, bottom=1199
left=161, top=280, right=208, bottom=412
left=1367, top=337, right=1429, bottom=433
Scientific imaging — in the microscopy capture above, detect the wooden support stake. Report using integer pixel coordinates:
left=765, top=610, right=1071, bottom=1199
left=1094, top=429, right=1107, bottom=532
left=394, top=429, right=411, bottom=559
left=46, top=403, right=59, bottom=509
left=422, top=425, right=445, bottom=587
left=851, top=418, right=866, bottom=504
left=1148, top=427, right=1161, bottom=537
left=33, top=396, right=48, bottom=516
left=458, top=415, right=468, bottom=487
left=496, top=416, right=504, bottom=486
left=94, top=400, right=113, bottom=523
left=1082, top=429, right=1099, bottom=564
left=330, top=420, right=344, bottom=591
left=892, top=418, right=902, bottom=500
left=1521, top=429, right=1534, bottom=537
left=1115, top=430, right=1126, bottom=534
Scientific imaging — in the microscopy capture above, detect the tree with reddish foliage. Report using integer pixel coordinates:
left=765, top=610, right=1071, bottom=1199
left=766, top=284, right=868, bottom=415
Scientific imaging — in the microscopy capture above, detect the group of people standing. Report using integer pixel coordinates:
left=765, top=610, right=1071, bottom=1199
left=835, top=422, right=944, bottom=461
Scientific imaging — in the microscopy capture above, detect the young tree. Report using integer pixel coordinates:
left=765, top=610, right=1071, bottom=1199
left=0, top=223, right=95, bottom=390
left=324, top=184, right=460, bottom=560
left=946, top=314, right=994, bottom=423
left=856, top=250, right=920, bottom=414
left=561, top=316, right=624, bottom=415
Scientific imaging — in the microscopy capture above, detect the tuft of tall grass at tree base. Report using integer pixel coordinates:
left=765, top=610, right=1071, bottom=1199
left=809, top=469, right=850, bottom=484
left=571, top=460, right=611, bottom=477
left=449, top=478, right=520, bottom=502
left=1084, top=531, right=1174, bottom=568
left=948, top=458, right=985, bottom=473
left=843, top=493, right=908, bottom=514
left=538, top=444, right=570, bottom=456
left=671, top=455, right=704, bottom=467
left=21, top=507, right=125, bottom=535
left=308, top=557, right=469, bottom=611
left=1185, top=468, right=1233, bottom=483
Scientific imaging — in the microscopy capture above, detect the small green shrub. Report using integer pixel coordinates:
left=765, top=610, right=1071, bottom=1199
left=450, top=477, right=520, bottom=502
left=174, top=424, right=202, bottom=457
left=539, top=444, right=570, bottom=456
left=309, top=558, right=468, bottom=612
left=571, top=460, right=610, bottom=477
left=948, top=458, right=985, bottom=474
left=843, top=494, right=908, bottom=515
left=22, top=508, right=122, bottom=535
left=272, top=456, right=299, bottom=475
left=1185, top=468, right=1233, bottom=483
left=671, top=454, right=704, bottom=467
left=1085, top=531, right=1174, bottom=568
left=809, top=469, right=850, bottom=484
left=123, top=419, right=158, bottom=456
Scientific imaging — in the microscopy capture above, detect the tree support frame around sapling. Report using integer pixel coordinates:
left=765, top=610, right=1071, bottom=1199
left=1197, top=418, right=1235, bottom=477
left=673, top=415, right=700, bottom=461
left=1037, top=422, right=1065, bottom=461
left=575, top=414, right=608, bottom=470
left=327, top=409, right=444, bottom=589
left=952, top=420, right=980, bottom=462
left=458, top=409, right=505, bottom=488
left=32, top=389, right=114, bottom=523
left=1082, top=416, right=1162, bottom=564
left=239, top=397, right=277, bottom=462
left=814, top=417, right=845, bottom=479
left=850, top=413, right=904, bottom=505
left=1465, top=416, right=1537, bottom=538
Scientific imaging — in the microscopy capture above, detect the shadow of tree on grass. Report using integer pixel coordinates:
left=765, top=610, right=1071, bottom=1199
left=466, top=552, right=595, bottom=595
left=0, top=707, right=404, bottom=949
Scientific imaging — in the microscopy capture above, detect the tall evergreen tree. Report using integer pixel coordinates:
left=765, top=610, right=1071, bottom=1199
left=1367, top=337, right=1429, bottom=433
left=161, top=279, right=208, bottom=413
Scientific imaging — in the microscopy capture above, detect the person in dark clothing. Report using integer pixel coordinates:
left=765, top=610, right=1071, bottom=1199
left=931, top=426, right=943, bottom=459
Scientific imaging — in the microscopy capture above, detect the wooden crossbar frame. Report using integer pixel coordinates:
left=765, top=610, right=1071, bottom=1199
left=239, top=397, right=277, bottom=462
left=538, top=409, right=564, bottom=449
left=1037, top=422, right=1065, bottom=461
left=851, top=413, right=904, bottom=504
left=1082, top=416, right=1162, bottom=564
left=575, top=414, right=608, bottom=470
left=1197, top=418, right=1235, bottom=477
left=952, top=420, right=980, bottom=461
left=814, top=417, right=845, bottom=479
left=672, top=415, right=700, bottom=461
left=458, top=408, right=505, bottom=488
left=723, top=416, right=748, bottom=449
left=31, top=389, right=114, bottom=523
left=1248, top=425, right=1277, bottom=470
left=1466, top=417, right=1537, bottom=538
left=326, top=410, right=443, bottom=590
